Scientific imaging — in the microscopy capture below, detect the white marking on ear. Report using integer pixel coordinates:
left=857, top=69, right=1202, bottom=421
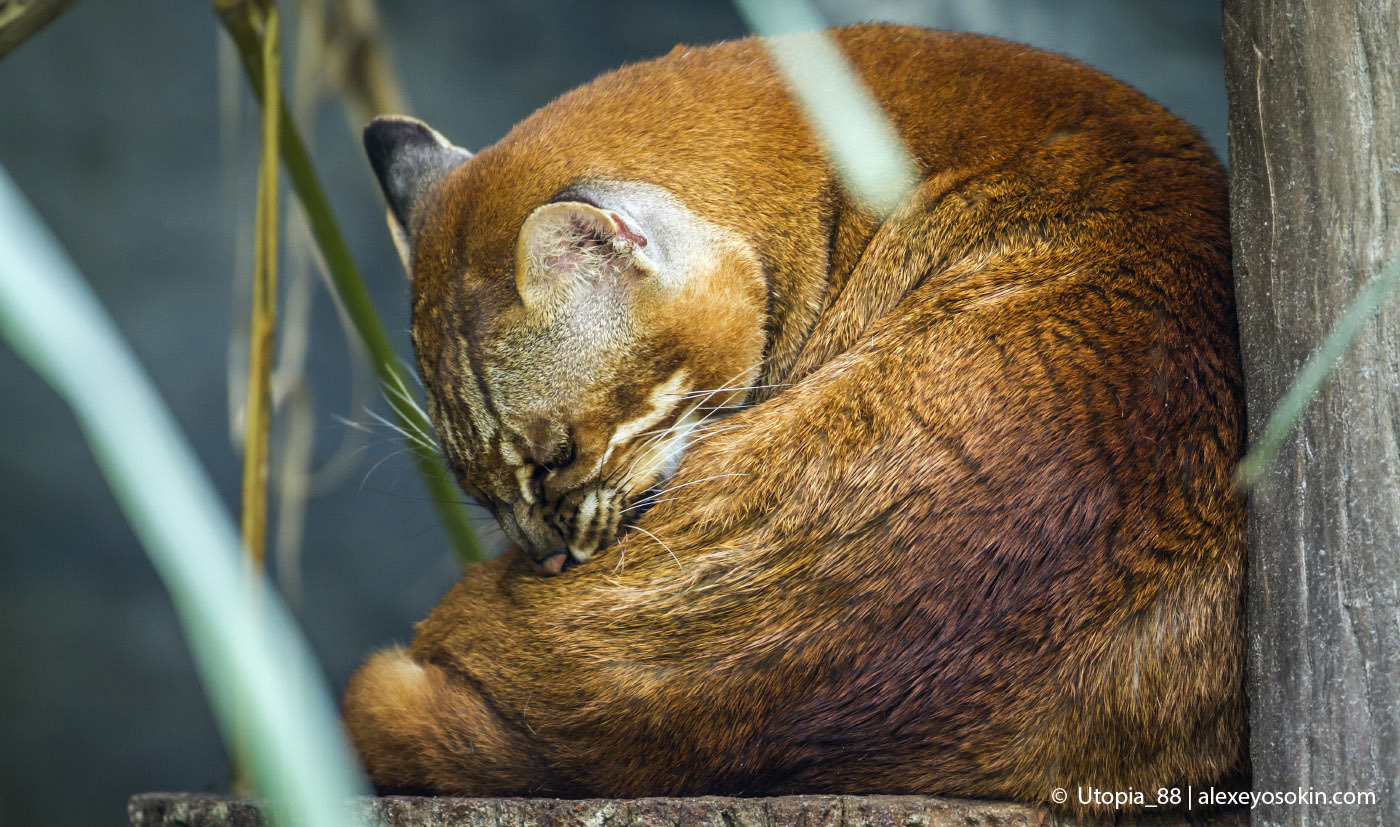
left=516, top=201, right=655, bottom=308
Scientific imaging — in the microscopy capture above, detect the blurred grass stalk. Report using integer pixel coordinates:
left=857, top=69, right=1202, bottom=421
left=271, top=0, right=413, bottom=602
left=0, top=0, right=83, bottom=60
left=1234, top=254, right=1400, bottom=488
left=240, top=0, right=281, bottom=570
left=732, top=0, right=919, bottom=218
left=0, top=165, right=368, bottom=826
left=213, top=0, right=483, bottom=565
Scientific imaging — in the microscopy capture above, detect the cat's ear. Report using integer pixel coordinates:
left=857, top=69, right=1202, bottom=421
left=515, top=201, right=653, bottom=307
left=363, top=115, right=472, bottom=275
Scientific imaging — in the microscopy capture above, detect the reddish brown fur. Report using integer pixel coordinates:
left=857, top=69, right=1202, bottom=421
left=345, top=25, right=1246, bottom=812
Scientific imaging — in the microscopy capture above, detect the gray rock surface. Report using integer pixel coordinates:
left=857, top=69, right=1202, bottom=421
left=129, top=793, right=1246, bottom=827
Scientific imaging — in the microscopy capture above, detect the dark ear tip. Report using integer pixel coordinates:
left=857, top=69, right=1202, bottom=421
left=363, top=115, right=434, bottom=146
left=362, top=116, right=471, bottom=233
left=363, top=116, right=436, bottom=177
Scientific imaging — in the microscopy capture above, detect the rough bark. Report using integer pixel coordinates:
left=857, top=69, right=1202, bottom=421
left=1222, top=1, right=1400, bottom=825
left=128, top=793, right=1247, bottom=827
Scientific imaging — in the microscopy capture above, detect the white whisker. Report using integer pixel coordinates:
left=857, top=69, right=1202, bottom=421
left=365, top=406, right=437, bottom=454
left=334, top=413, right=374, bottom=434
left=622, top=420, right=704, bottom=474
left=612, top=413, right=704, bottom=488
left=681, top=422, right=750, bottom=446
left=651, top=472, right=750, bottom=499
left=621, top=472, right=750, bottom=515
left=385, top=379, right=432, bottom=426
left=396, top=357, right=425, bottom=389
left=671, top=367, right=768, bottom=401
left=359, top=447, right=413, bottom=490
left=675, top=381, right=790, bottom=400
left=376, top=369, right=438, bottom=447
left=613, top=368, right=754, bottom=483
left=632, top=416, right=708, bottom=440
left=379, top=393, right=438, bottom=447
left=620, top=494, right=686, bottom=514
left=631, top=526, right=684, bottom=575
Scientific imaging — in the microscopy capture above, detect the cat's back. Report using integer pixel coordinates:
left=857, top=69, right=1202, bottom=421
left=425, top=24, right=1224, bottom=306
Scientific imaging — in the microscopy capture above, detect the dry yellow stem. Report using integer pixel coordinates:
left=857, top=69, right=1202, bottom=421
left=239, top=0, right=280, bottom=572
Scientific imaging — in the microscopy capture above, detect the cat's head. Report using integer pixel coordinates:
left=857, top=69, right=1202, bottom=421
left=364, top=116, right=767, bottom=573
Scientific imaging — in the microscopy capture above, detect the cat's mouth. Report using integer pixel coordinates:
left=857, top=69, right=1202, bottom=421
left=530, top=550, right=575, bottom=576
left=527, top=482, right=663, bottom=575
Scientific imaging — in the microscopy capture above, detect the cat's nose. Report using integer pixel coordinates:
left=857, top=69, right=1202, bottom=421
left=508, top=499, right=570, bottom=568
left=530, top=551, right=569, bottom=575
left=522, top=533, right=573, bottom=575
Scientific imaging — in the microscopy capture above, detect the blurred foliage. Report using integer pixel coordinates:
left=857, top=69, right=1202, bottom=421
left=0, top=164, right=369, bottom=826
left=1235, top=254, right=1400, bottom=488
left=0, top=0, right=82, bottom=59
left=214, top=0, right=483, bottom=566
left=239, top=0, right=280, bottom=571
left=735, top=0, right=918, bottom=217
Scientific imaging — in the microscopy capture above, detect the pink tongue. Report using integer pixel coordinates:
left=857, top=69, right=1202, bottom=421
left=535, top=552, right=568, bottom=576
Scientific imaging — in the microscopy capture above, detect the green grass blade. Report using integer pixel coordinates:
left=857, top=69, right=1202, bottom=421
left=213, top=0, right=482, bottom=564
left=0, top=165, right=369, bottom=826
left=1234, top=254, right=1400, bottom=489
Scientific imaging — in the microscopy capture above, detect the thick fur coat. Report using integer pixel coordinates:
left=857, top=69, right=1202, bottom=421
left=344, top=25, right=1246, bottom=812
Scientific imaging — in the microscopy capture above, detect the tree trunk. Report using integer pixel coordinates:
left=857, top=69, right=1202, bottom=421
left=1223, top=1, right=1400, bottom=825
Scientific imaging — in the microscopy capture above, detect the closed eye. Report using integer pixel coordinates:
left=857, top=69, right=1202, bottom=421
left=527, top=436, right=579, bottom=499
left=542, top=436, right=578, bottom=472
left=530, top=464, right=549, bottom=489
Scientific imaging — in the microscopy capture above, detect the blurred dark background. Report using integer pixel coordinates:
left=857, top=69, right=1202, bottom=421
left=0, top=1, right=1224, bottom=824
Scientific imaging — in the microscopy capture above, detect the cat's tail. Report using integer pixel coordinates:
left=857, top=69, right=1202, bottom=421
left=343, top=646, right=548, bottom=795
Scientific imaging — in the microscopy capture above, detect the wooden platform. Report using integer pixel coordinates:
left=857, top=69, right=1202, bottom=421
left=128, top=793, right=1248, bottom=826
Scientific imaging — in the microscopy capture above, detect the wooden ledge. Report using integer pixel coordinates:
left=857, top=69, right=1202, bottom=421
left=128, top=792, right=1248, bottom=826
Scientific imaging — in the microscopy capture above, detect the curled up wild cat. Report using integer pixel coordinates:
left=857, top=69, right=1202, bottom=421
left=343, top=24, right=1246, bottom=812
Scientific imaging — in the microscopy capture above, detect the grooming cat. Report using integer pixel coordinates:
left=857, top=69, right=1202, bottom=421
left=344, top=24, right=1245, bottom=811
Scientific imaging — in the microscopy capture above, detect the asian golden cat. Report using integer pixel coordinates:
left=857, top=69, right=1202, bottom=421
left=343, top=23, right=1246, bottom=812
